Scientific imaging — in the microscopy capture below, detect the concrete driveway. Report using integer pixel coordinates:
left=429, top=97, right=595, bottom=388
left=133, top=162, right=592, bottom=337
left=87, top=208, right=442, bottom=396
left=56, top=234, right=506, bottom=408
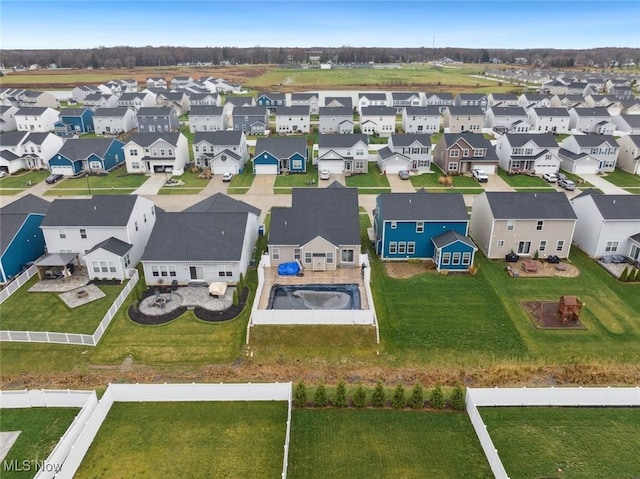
left=481, top=174, right=514, bottom=192
left=248, top=175, right=276, bottom=195
left=387, top=173, right=415, bottom=192
left=580, top=174, right=630, bottom=195
left=132, top=174, right=166, bottom=195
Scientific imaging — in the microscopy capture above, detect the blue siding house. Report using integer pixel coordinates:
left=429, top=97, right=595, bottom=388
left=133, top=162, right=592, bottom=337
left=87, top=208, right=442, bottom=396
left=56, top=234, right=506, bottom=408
left=0, top=195, right=50, bottom=282
left=253, top=137, right=308, bottom=175
left=432, top=230, right=477, bottom=272
left=54, top=108, right=94, bottom=137
left=374, top=191, right=477, bottom=270
left=49, top=138, right=125, bottom=175
left=256, top=92, right=286, bottom=114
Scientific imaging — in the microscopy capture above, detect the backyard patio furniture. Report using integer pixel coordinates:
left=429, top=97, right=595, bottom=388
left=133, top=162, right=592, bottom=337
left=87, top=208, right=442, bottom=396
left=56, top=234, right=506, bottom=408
left=522, top=259, right=538, bottom=273
left=555, top=263, right=567, bottom=272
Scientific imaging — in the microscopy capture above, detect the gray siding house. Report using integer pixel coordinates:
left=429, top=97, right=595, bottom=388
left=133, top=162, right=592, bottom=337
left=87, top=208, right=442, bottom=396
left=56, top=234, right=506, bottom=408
left=231, top=106, right=268, bottom=135
left=401, top=106, right=441, bottom=134
left=137, top=107, right=179, bottom=133
left=319, top=107, right=354, bottom=134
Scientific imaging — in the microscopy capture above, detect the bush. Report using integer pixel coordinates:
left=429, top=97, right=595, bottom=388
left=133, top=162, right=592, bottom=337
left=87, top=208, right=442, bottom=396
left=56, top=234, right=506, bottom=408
left=619, top=267, right=629, bottom=282
left=628, top=268, right=638, bottom=282
left=408, top=384, right=425, bottom=409
left=352, top=384, right=367, bottom=408
left=430, top=384, right=445, bottom=409
left=333, top=381, right=347, bottom=407
left=371, top=380, right=386, bottom=407
left=450, top=384, right=466, bottom=410
left=232, top=288, right=239, bottom=306
left=238, top=272, right=245, bottom=290
left=313, top=384, right=328, bottom=407
left=293, top=382, right=307, bottom=408
left=392, top=384, right=406, bottom=409
left=633, top=269, right=640, bottom=282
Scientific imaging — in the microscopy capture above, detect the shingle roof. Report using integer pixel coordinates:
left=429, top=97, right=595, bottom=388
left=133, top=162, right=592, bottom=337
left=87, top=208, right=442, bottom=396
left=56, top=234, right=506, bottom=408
left=16, top=107, right=50, bottom=115
left=41, top=195, right=139, bottom=227
left=93, top=107, right=131, bottom=117
left=0, top=194, right=50, bottom=215
left=432, top=230, right=476, bottom=249
left=324, top=97, right=353, bottom=108
left=489, top=93, right=518, bottom=100
left=184, top=193, right=260, bottom=216
left=377, top=146, right=407, bottom=160
left=319, top=106, right=353, bottom=116
left=142, top=211, right=249, bottom=261
left=0, top=131, right=29, bottom=146
left=390, top=133, right=431, bottom=147
left=617, top=115, right=640, bottom=128
left=127, top=132, right=181, bottom=148
left=570, top=135, right=618, bottom=147
left=391, top=92, right=419, bottom=100
left=359, top=93, right=387, bottom=101
left=59, top=108, right=90, bottom=117
left=425, top=93, right=454, bottom=100
left=590, top=194, right=640, bottom=220
left=456, top=93, right=487, bottom=100
left=622, top=134, right=640, bottom=147
left=0, top=196, right=51, bottom=256
left=257, top=92, right=286, bottom=101
left=446, top=106, right=484, bottom=116
left=503, top=133, right=558, bottom=148
left=0, top=150, right=20, bottom=162
left=269, top=186, right=360, bottom=246
left=193, top=130, right=244, bottom=145
left=483, top=192, right=577, bottom=220
left=378, top=192, right=468, bottom=221
left=224, top=97, right=255, bottom=107
left=254, top=137, right=307, bottom=159
left=404, top=106, right=441, bottom=116
left=189, top=105, right=224, bottom=116
left=532, top=107, right=570, bottom=117
left=489, top=107, right=527, bottom=116
left=137, top=107, right=175, bottom=116
left=442, top=133, right=497, bottom=159
left=360, top=106, right=396, bottom=116
left=87, top=237, right=132, bottom=256
left=232, top=106, right=267, bottom=116
left=558, top=148, right=589, bottom=162
left=118, top=92, right=147, bottom=101
left=275, top=106, right=310, bottom=116
left=571, top=107, right=611, bottom=117
left=291, top=93, right=318, bottom=101
left=318, top=134, right=368, bottom=149
left=57, top=138, right=119, bottom=161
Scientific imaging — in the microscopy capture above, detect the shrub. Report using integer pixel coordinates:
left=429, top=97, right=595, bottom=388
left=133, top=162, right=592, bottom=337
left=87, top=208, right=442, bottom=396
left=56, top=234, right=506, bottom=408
left=633, top=269, right=640, bottom=282
left=313, top=384, right=328, bottom=407
left=352, top=384, right=367, bottom=407
left=293, top=382, right=307, bottom=408
left=430, top=384, right=445, bottom=409
left=238, top=272, right=245, bottom=290
left=232, top=288, right=239, bottom=306
left=408, top=384, right=425, bottom=409
left=450, top=384, right=466, bottom=410
left=371, top=380, right=386, bottom=407
left=619, top=267, right=629, bottom=282
left=333, top=381, right=347, bottom=407
left=392, top=384, right=406, bottom=409
left=628, top=268, right=638, bottom=282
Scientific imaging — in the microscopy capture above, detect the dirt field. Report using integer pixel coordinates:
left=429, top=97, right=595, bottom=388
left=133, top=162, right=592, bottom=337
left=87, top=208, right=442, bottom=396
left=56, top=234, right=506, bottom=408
left=384, top=261, right=436, bottom=278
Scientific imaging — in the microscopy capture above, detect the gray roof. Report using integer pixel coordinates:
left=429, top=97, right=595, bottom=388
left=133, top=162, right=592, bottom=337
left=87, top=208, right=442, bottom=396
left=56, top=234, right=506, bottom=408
left=617, top=115, right=640, bottom=128
left=0, top=131, right=29, bottom=146
left=361, top=106, right=396, bottom=116
left=1, top=194, right=50, bottom=215
left=572, top=107, right=611, bottom=117
left=0, top=150, right=20, bottom=162
left=377, top=146, right=407, bottom=160
left=570, top=135, right=618, bottom=147
left=184, top=193, right=260, bottom=216
left=621, top=134, right=640, bottom=147
left=93, top=107, right=131, bottom=117
left=127, top=132, right=181, bottom=147
left=425, top=92, right=454, bottom=100
left=503, top=133, right=558, bottom=148
left=390, top=133, right=431, bottom=147
left=193, top=130, right=244, bottom=146
left=404, top=106, right=441, bottom=116
left=520, top=93, right=549, bottom=101
left=324, top=97, right=353, bottom=108
left=16, top=107, right=50, bottom=115
left=483, top=192, right=577, bottom=220
left=432, top=230, right=476, bottom=250
left=392, top=92, right=419, bottom=100
left=590, top=194, right=640, bottom=220
left=224, top=97, right=255, bottom=107
left=489, top=106, right=527, bottom=116
left=532, top=107, right=570, bottom=117
left=269, top=186, right=360, bottom=246
left=275, top=106, right=310, bottom=116
left=319, top=106, right=352, bottom=116
left=137, top=107, right=175, bottom=116
left=291, top=93, right=318, bottom=101
left=489, top=93, right=518, bottom=100
left=257, top=92, right=286, bottom=101
left=41, top=195, right=139, bottom=227
left=232, top=106, right=267, bottom=117
left=157, top=91, right=186, bottom=101
left=87, top=237, right=132, bottom=256
left=0, top=105, right=17, bottom=114
left=456, top=93, right=487, bottom=100
left=446, top=106, right=484, bottom=116
left=558, top=148, right=589, bottom=162
left=60, top=108, right=90, bottom=117
left=442, top=133, right=497, bottom=158
left=254, top=137, right=307, bottom=159
left=359, top=93, right=387, bottom=101
left=58, top=138, right=118, bottom=161
left=189, top=105, right=224, bottom=116
left=318, top=134, right=368, bottom=149
left=142, top=211, right=249, bottom=261
left=118, top=92, right=147, bottom=101
left=378, top=192, right=468, bottom=221
left=23, top=132, right=51, bottom=146
left=84, top=93, right=112, bottom=101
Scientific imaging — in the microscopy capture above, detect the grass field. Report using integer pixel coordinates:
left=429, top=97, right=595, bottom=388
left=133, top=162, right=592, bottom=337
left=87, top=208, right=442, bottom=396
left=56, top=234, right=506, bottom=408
left=75, top=401, right=287, bottom=479
left=274, top=169, right=318, bottom=187
left=288, top=409, right=491, bottom=478
left=44, top=188, right=137, bottom=196
left=0, top=407, right=79, bottom=479
left=410, top=169, right=480, bottom=187
left=0, top=171, right=50, bottom=194
left=480, top=407, right=640, bottom=478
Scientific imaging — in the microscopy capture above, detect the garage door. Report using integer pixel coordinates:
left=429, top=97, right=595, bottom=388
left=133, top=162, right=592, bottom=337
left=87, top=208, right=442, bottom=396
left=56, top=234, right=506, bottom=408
left=474, top=164, right=496, bottom=174
left=212, top=163, right=237, bottom=175
left=50, top=166, right=74, bottom=176
left=574, top=163, right=598, bottom=175
left=254, top=164, right=278, bottom=175
left=319, top=160, right=344, bottom=174
left=384, top=163, right=407, bottom=175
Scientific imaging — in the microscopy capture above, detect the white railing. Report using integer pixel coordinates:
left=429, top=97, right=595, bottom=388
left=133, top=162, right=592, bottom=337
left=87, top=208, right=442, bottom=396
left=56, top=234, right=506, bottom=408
left=466, top=387, right=640, bottom=479
left=360, top=254, right=380, bottom=343
left=252, top=309, right=374, bottom=325
left=282, top=383, right=293, bottom=479
left=0, top=264, right=38, bottom=304
left=56, top=382, right=292, bottom=479
left=246, top=254, right=269, bottom=343
left=0, top=270, right=139, bottom=346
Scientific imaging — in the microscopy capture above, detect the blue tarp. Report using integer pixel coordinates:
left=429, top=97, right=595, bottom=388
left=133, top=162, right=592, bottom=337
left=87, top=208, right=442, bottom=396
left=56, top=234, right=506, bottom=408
left=278, top=262, right=300, bottom=276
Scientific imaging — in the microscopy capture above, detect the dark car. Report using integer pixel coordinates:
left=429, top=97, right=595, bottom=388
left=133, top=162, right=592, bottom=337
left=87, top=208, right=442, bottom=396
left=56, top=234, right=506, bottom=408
left=45, top=174, right=63, bottom=184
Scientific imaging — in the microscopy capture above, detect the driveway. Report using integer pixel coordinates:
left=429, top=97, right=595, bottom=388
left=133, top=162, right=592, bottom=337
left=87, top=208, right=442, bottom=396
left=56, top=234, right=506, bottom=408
left=580, top=174, right=630, bottom=195
left=132, top=174, right=166, bottom=195
left=248, top=175, right=276, bottom=195
left=318, top=174, right=345, bottom=187
left=387, top=173, right=415, bottom=192
left=481, top=174, right=514, bottom=192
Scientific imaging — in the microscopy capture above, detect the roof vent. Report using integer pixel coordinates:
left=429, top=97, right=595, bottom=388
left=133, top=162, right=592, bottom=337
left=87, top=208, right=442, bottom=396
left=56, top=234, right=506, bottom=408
left=284, top=220, right=287, bottom=227
left=613, top=200, right=616, bottom=204
left=222, top=230, right=224, bottom=235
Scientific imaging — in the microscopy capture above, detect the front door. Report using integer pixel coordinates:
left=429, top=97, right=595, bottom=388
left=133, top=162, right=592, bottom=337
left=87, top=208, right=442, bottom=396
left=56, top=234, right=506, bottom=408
left=189, top=266, right=204, bottom=281
left=517, top=241, right=531, bottom=255
left=312, top=254, right=326, bottom=271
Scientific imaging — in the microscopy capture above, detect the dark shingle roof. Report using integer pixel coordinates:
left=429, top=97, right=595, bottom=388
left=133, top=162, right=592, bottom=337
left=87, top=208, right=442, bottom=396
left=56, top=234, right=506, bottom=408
left=571, top=107, right=611, bottom=117
left=503, top=133, right=558, bottom=148
left=93, top=107, right=131, bottom=117
left=0, top=131, right=29, bottom=146
left=232, top=106, right=267, bottom=117
left=404, top=106, right=441, bottom=116
left=378, top=192, right=468, bottom=221
left=0, top=150, right=20, bottom=162
left=60, top=108, right=90, bottom=117
left=484, top=192, right=577, bottom=220
left=590, top=194, right=640, bottom=220
left=489, top=93, right=518, bottom=100
left=57, top=138, right=118, bottom=161
left=570, top=135, right=618, bottom=147
left=359, top=93, right=387, bottom=101
left=446, top=106, right=484, bottom=116
left=425, top=92, right=454, bottom=100
left=137, top=107, right=175, bottom=116
left=269, top=186, right=360, bottom=246
left=532, top=107, right=570, bottom=117
left=617, top=115, right=640, bottom=128
left=275, top=106, right=310, bottom=116
left=1, top=194, right=50, bottom=215
left=16, top=107, right=50, bottom=115
left=142, top=211, right=249, bottom=261
left=377, top=146, right=406, bottom=160
left=184, top=193, right=260, bottom=216
left=319, top=106, right=352, bottom=116
left=0, top=196, right=50, bottom=256
left=41, top=195, right=139, bottom=227
left=392, top=92, right=419, bottom=100
left=432, top=230, right=476, bottom=249
left=456, top=93, right=487, bottom=100
left=254, top=137, right=307, bottom=159
left=360, top=106, right=396, bottom=116
left=390, top=133, right=431, bottom=147
left=291, top=93, right=318, bottom=101
left=257, top=92, right=286, bottom=101
left=324, top=97, right=353, bottom=108
left=193, top=130, right=244, bottom=145
left=23, top=132, right=51, bottom=145
left=127, top=132, right=181, bottom=147
left=189, top=106, right=224, bottom=116
left=318, top=134, right=368, bottom=149
left=489, top=107, right=527, bottom=116
left=87, top=237, right=132, bottom=256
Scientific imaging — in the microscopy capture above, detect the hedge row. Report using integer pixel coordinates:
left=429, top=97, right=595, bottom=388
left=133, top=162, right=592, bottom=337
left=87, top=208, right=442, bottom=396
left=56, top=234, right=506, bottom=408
left=293, top=381, right=466, bottom=410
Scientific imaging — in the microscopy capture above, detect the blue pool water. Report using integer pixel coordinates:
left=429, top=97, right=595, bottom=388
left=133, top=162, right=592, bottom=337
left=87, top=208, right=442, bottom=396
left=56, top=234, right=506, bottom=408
left=268, top=284, right=361, bottom=310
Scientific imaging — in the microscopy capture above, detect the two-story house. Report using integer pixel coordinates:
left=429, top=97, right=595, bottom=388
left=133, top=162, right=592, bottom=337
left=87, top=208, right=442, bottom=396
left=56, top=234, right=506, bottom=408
left=54, top=108, right=95, bottom=137
left=155, top=91, right=190, bottom=116
left=231, top=106, right=268, bottom=135
left=424, top=92, right=455, bottom=113
left=487, top=93, right=519, bottom=108
left=275, top=106, right=311, bottom=134
left=496, top=133, right=561, bottom=175
left=390, top=92, right=422, bottom=114
left=71, top=85, right=101, bottom=103
left=568, top=107, right=616, bottom=135
left=360, top=106, right=396, bottom=136
left=192, top=130, right=248, bottom=174
left=123, top=132, right=189, bottom=175
left=146, top=78, right=167, bottom=89
left=616, top=135, right=640, bottom=175
left=401, top=106, right=441, bottom=134
left=388, top=133, right=432, bottom=172
left=253, top=137, right=307, bottom=175
left=443, top=106, right=484, bottom=133
left=0, top=131, right=64, bottom=172
left=187, top=92, right=221, bottom=107
left=550, top=94, right=588, bottom=110
left=117, top=92, right=155, bottom=112
left=484, top=106, right=529, bottom=133
left=611, top=115, right=640, bottom=135
left=454, top=93, right=488, bottom=112
left=93, top=107, right=138, bottom=135
left=136, top=106, right=179, bottom=133
left=0, top=105, right=19, bottom=132
left=290, top=93, right=319, bottom=115
left=15, top=107, right=60, bottom=133
left=517, top=93, right=551, bottom=111
left=357, top=93, right=388, bottom=114
left=316, top=134, right=369, bottom=175
left=189, top=106, right=226, bottom=132
left=434, top=133, right=499, bottom=174
left=318, top=106, right=354, bottom=134
left=526, top=107, right=570, bottom=134
left=170, top=76, right=193, bottom=89
left=256, top=92, right=286, bottom=114
left=559, top=135, right=619, bottom=174
left=82, top=93, right=118, bottom=110
left=324, top=97, right=353, bottom=109
left=48, top=138, right=125, bottom=175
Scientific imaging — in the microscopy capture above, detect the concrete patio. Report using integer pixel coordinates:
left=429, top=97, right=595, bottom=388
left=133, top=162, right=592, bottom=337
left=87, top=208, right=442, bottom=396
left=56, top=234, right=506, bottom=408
left=28, top=270, right=90, bottom=293
left=138, top=286, right=234, bottom=316
left=597, top=260, right=629, bottom=279
left=58, top=285, right=105, bottom=308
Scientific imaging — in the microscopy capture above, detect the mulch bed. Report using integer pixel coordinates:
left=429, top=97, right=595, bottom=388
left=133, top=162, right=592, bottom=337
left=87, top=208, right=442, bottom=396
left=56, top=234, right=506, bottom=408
left=522, top=301, right=586, bottom=329
left=128, top=303, right=187, bottom=325
left=194, top=287, right=249, bottom=322
left=90, top=279, right=123, bottom=286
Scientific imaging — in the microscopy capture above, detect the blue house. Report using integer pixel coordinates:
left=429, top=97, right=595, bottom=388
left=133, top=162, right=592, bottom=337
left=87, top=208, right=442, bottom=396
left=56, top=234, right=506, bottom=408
left=0, top=194, right=50, bottom=282
left=374, top=191, right=477, bottom=271
left=253, top=137, right=307, bottom=175
left=256, top=92, right=286, bottom=114
left=48, top=138, right=125, bottom=175
left=54, top=108, right=94, bottom=137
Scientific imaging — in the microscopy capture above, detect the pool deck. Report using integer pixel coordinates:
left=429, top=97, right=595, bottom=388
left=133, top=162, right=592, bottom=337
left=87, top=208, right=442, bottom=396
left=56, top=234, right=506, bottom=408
left=258, top=266, right=369, bottom=310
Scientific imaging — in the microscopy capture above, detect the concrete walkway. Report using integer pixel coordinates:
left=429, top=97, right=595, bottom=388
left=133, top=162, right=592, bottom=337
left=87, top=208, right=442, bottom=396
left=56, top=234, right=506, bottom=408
left=580, top=174, right=630, bottom=195
left=132, top=174, right=167, bottom=196
left=387, top=173, right=416, bottom=192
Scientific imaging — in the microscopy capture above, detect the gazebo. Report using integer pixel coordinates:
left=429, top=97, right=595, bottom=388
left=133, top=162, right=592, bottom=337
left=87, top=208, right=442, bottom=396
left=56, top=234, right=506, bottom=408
left=34, top=253, right=79, bottom=280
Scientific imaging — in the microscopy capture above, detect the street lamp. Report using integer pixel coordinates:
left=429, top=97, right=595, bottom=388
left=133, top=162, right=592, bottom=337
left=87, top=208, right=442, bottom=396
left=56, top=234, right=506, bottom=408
left=86, top=170, right=92, bottom=195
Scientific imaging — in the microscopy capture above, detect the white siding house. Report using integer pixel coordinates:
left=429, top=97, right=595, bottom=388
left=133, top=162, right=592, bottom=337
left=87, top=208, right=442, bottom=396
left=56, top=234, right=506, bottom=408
left=15, top=107, right=59, bottom=132
left=124, top=132, right=189, bottom=175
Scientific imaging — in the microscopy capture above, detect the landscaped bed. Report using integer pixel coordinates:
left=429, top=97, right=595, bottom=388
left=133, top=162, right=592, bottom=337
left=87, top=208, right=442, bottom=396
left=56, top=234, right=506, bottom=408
left=74, top=401, right=288, bottom=479
left=479, top=407, right=640, bottom=479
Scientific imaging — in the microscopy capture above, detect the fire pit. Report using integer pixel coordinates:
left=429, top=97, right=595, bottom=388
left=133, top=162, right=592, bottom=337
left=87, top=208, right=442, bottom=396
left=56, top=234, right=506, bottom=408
left=75, top=289, right=88, bottom=298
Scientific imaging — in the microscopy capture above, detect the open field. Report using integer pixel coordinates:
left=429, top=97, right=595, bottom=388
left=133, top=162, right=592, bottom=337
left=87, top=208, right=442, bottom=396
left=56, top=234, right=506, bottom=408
left=288, top=409, right=491, bottom=478
left=480, top=407, right=640, bottom=478
left=0, top=407, right=79, bottom=479
left=75, top=401, right=287, bottom=479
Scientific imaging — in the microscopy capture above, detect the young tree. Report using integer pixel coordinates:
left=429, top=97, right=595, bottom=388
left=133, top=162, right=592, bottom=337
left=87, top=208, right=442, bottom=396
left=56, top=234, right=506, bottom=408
left=619, top=267, right=629, bottom=282
left=313, top=384, right=328, bottom=407
left=430, top=384, right=445, bottom=409
left=392, top=384, right=406, bottom=409
left=408, top=384, right=425, bottom=409
left=450, top=384, right=466, bottom=410
left=293, top=382, right=307, bottom=408
left=352, top=384, right=367, bottom=407
left=334, top=381, right=347, bottom=407
left=232, top=288, right=239, bottom=307
left=371, top=380, right=386, bottom=407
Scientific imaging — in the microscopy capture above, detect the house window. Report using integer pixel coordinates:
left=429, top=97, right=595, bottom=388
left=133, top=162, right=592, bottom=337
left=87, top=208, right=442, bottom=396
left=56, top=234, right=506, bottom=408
left=355, top=161, right=365, bottom=169
left=291, top=159, right=303, bottom=170
left=497, top=240, right=505, bottom=247
left=442, top=252, right=451, bottom=265
left=160, top=265, right=168, bottom=277
left=305, top=252, right=312, bottom=264
left=462, top=149, right=469, bottom=157
left=135, top=221, right=138, bottom=231
left=129, top=149, right=138, bottom=156
left=218, top=265, right=233, bottom=277
left=272, top=248, right=280, bottom=260
left=80, top=229, right=87, bottom=239
left=109, top=261, right=117, bottom=273
left=123, top=253, right=131, bottom=267
left=536, top=220, right=544, bottom=231
left=152, top=266, right=159, bottom=277
left=326, top=252, right=334, bottom=264
left=92, top=261, right=100, bottom=273
left=416, top=222, right=424, bottom=233
left=448, top=162, right=458, bottom=171
left=604, top=241, right=619, bottom=252
left=408, top=242, right=415, bottom=254
left=168, top=265, right=176, bottom=277
left=389, top=242, right=397, bottom=254
left=143, top=213, right=147, bottom=223
left=132, top=162, right=140, bottom=169
left=398, top=242, right=406, bottom=254
left=462, top=252, right=471, bottom=265
left=450, top=149, right=459, bottom=158
left=474, top=149, right=484, bottom=157
left=100, top=261, right=109, bottom=273
left=556, top=240, right=565, bottom=252
left=506, top=220, right=515, bottom=231
left=341, top=249, right=354, bottom=263
left=160, top=149, right=166, bottom=156
left=452, top=252, right=461, bottom=265
left=294, top=248, right=301, bottom=260
left=390, top=221, right=397, bottom=229
left=58, top=229, right=66, bottom=239
left=539, top=240, right=547, bottom=252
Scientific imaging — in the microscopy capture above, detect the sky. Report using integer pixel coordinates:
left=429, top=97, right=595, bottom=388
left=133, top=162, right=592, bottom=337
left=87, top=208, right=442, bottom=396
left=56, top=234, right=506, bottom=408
left=1, top=0, right=639, bottom=50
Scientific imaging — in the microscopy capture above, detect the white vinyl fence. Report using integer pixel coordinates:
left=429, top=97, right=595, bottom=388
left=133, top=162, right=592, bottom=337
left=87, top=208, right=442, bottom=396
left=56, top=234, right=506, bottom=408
left=56, top=382, right=293, bottom=479
left=0, top=264, right=37, bottom=304
left=466, top=387, right=640, bottom=479
left=0, top=389, right=98, bottom=479
left=0, top=269, right=139, bottom=346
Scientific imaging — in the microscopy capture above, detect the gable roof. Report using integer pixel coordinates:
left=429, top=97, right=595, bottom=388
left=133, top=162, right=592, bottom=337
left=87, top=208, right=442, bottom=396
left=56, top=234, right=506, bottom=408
left=377, top=146, right=408, bottom=160
left=571, top=107, right=611, bottom=117
left=189, top=105, right=224, bottom=116
left=291, top=93, right=318, bottom=101
left=404, top=106, right=441, bottom=116
left=432, top=230, right=477, bottom=250
left=425, top=92, right=454, bottom=101
left=57, top=138, right=119, bottom=161
left=59, top=108, right=91, bottom=117
left=616, top=115, right=640, bottom=128
left=446, top=106, right=484, bottom=116
left=456, top=93, right=487, bottom=100
left=41, top=195, right=139, bottom=227
left=489, top=93, right=518, bottom=101
left=127, top=132, right=181, bottom=148
left=137, top=107, right=175, bottom=116
left=0, top=150, right=20, bottom=162
left=257, top=92, right=286, bottom=101
left=502, top=133, right=558, bottom=148
left=1, top=194, right=50, bottom=215
left=184, top=193, right=260, bottom=216
left=318, top=134, right=368, bottom=149
left=0, top=130, right=29, bottom=146
left=324, top=97, right=353, bottom=108
left=442, top=133, right=495, bottom=151
left=93, top=107, right=131, bottom=117
left=392, top=92, right=419, bottom=100
left=16, top=107, right=50, bottom=116
left=390, top=133, right=431, bottom=147
left=319, top=106, right=352, bottom=116
left=118, top=92, right=148, bottom=101
left=489, top=106, right=527, bottom=116
left=570, top=135, right=618, bottom=147
left=194, top=130, right=244, bottom=145
left=532, top=107, right=570, bottom=117
left=87, top=237, right=132, bottom=256
left=483, top=192, right=577, bottom=220
left=621, top=134, right=640, bottom=147
left=360, top=106, right=396, bottom=116
left=1, top=195, right=50, bottom=256
left=254, top=137, right=307, bottom=159
left=359, top=93, right=387, bottom=101
left=232, top=106, right=267, bottom=117
left=275, top=106, right=310, bottom=116
left=378, top=192, right=468, bottom=221
left=589, top=194, right=640, bottom=220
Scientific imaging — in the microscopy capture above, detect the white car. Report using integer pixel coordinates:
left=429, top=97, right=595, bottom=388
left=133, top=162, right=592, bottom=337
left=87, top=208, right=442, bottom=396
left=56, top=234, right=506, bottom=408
left=472, top=169, right=489, bottom=183
left=542, top=172, right=558, bottom=183
left=222, top=172, right=233, bottom=182
left=0, top=171, right=7, bottom=178
left=319, top=169, right=331, bottom=180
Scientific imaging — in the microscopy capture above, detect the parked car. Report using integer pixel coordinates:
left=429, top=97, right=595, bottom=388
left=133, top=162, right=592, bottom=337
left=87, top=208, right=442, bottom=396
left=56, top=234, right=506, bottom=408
left=45, top=174, right=63, bottom=184
left=398, top=170, right=410, bottom=180
left=542, top=172, right=558, bottom=183
left=558, top=179, right=576, bottom=191
left=557, top=172, right=567, bottom=182
left=472, top=168, right=489, bottom=183
left=222, top=172, right=233, bottom=182
left=319, top=169, right=331, bottom=180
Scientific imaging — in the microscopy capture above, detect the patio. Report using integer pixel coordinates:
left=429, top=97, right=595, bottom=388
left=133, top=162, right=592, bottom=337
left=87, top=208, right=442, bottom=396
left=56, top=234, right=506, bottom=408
left=58, top=285, right=105, bottom=308
left=506, top=259, right=580, bottom=278
left=597, top=260, right=629, bottom=279
left=137, top=286, right=234, bottom=316
left=28, top=267, right=90, bottom=293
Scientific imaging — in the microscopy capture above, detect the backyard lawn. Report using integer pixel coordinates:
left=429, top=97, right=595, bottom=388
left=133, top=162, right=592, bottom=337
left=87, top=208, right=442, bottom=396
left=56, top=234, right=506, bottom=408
left=496, top=169, right=553, bottom=188
left=480, top=407, right=640, bottom=479
left=288, top=409, right=491, bottom=479
left=75, top=402, right=288, bottom=479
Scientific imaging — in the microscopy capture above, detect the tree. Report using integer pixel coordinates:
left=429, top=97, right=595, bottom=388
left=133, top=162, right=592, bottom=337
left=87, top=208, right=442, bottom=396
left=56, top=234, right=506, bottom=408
left=408, top=384, right=425, bottom=409
left=334, top=381, right=347, bottom=407
left=619, top=267, right=629, bottom=282
left=371, top=380, right=386, bottom=407
left=313, top=384, right=328, bottom=407
left=232, top=288, right=239, bottom=307
left=392, top=384, right=406, bottom=409
left=352, top=384, right=367, bottom=407
left=293, top=382, right=307, bottom=407
left=481, top=49, right=490, bottom=63
left=430, top=384, right=445, bottom=409
left=450, top=384, right=466, bottom=410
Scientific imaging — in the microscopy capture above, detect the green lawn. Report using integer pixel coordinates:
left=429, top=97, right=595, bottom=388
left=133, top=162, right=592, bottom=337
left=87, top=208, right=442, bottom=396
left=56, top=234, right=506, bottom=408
left=157, top=187, right=205, bottom=195
left=345, top=169, right=390, bottom=188
left=45, top=188, right=137, bottom=196
left=226, top=187, right=250, bottom=194
left=75, top=402, right=287, bottom=479
left=497, top=169, right=553, bottom=188
left=274, top=169, right=318, bottom=187
left=410, top=168, right=479, bottom=188
left=167, top=170, right=211, bottom=187
left=602, top=168, right=640, bottom=187
left=0, top=407, right=80, bottom=479
left=560, top=171, right=593, bottom=188
left=229, top=161, right=255, bottom=188
left=0, top=171, right=50, bottom=190
left=0, top=276, right=127, bottom=334
left=480, top=407, right=640, bottom=479
left=53, top=171, right=148, bottom=189
left=288, top=409, right=491, bottom=479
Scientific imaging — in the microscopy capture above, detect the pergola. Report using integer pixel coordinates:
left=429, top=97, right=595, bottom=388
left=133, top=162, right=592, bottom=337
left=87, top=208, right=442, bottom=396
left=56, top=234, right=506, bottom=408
left=34, top=253, right=79, bottom=280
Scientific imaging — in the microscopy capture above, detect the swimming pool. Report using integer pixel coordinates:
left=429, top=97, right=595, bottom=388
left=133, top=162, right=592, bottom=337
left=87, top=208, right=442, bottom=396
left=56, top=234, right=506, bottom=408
left=268, top=284, right=361, bottom=310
